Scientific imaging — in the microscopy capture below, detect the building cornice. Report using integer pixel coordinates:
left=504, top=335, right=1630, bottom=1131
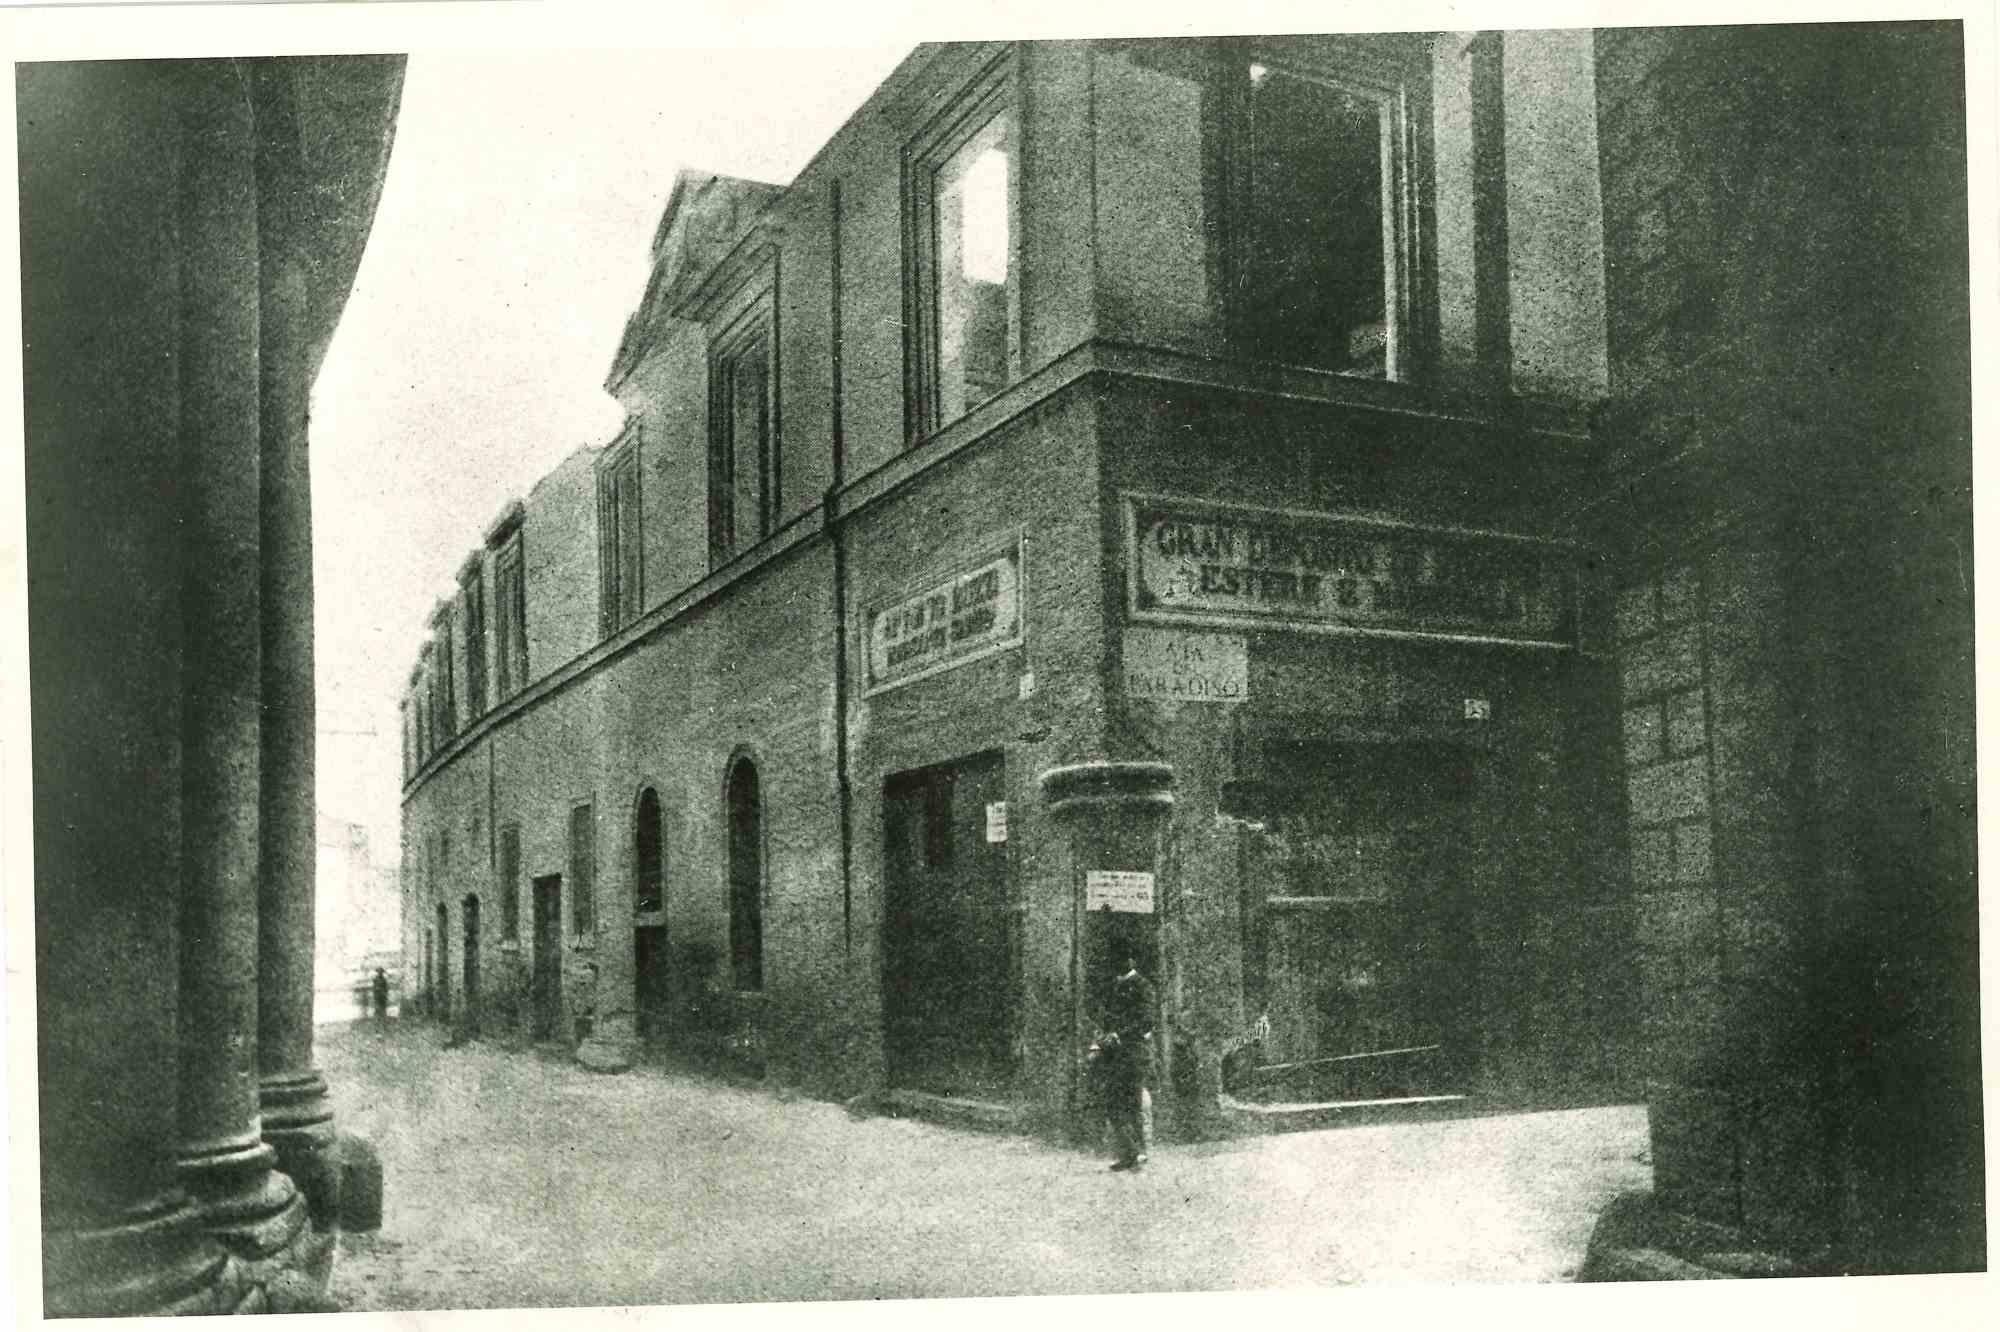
left=404, top=339, right=1596, bottom=803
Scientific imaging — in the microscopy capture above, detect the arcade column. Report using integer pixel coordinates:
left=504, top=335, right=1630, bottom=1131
left=1038, top=762, right=1176, bottom=1141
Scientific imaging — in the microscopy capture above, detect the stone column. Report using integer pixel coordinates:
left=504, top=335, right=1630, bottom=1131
left=171, top=61, right=305, bottom=1255
left=250, top=60, right=340, bottom=1228
left=1039, top=762, right=1175, bottom=1141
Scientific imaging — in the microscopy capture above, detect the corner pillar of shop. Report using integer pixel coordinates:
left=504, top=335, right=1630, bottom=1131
left=1038, top=762, right=1179, bottom=1145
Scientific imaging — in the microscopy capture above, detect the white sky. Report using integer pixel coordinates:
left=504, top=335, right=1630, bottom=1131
left=308, top=46, right=911, bottom=840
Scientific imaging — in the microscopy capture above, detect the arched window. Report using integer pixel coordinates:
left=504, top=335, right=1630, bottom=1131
left=726, top=758, right=763, bottom=992
left=636, top=787, right=664, bottom=914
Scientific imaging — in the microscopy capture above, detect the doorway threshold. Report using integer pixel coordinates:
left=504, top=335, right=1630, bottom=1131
left=873, top=1088, right=1027, bottom=1134
left=1218, top=1091, right=1471, bottom=1134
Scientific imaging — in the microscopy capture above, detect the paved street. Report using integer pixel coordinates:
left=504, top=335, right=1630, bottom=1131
left=323, top=1021, right=1650, bottom=1310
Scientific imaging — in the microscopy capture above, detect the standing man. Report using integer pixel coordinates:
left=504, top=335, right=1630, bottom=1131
left=1101, top=954, right=1157, bottom=1171
left=371, top=967, right=391, bottom=1024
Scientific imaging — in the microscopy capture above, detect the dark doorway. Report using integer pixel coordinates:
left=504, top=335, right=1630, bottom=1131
left=726, top=758, right=763, bottom=992
left=531, top=874, right=564, bottom=1040
left=881, top=751, right=1014, bottom=1098
left=1230, top=741, right=1478, bottom=1102
left=461, top=894, right=481, bottom=1035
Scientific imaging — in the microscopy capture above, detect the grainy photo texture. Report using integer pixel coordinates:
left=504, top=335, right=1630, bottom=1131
left=17, top=20, right=1983, bottom=1319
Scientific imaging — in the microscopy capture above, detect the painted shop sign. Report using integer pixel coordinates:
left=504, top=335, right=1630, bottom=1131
left=1085, top=869, right=1156, bottom=914
left=863, top=535, right=1025, bottom=696
left=1125, top=495, right=1576, bottom=647
left=1123, top=627, right=1248, bottom=703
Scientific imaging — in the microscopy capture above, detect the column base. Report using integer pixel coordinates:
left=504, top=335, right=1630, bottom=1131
left=261, top=1066, right=340, bottom=1225
left=576, top=1011, right=636, bottom=1073
left=42, top=1191, right=230, bottom=1318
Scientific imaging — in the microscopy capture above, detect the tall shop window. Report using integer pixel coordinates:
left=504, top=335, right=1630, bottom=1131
left=499, top=824, right=521, bottom=941
left=911, top=60, right=1017, bottom=435
left=570, top=802, right=596, bottom=939
left=635, top=787, right=664, bottom=916
left=727, top=757, right=764, bottom=992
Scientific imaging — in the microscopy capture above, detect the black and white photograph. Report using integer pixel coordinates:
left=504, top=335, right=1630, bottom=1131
left=3, top=0, right=1993, bottom=1324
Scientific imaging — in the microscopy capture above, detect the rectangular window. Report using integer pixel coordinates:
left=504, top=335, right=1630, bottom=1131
left=569, top=802, right=596, bottom=938
left=436, top=609, right=456, bottom=738
left=598, top=432, right=644, bottom=634
left=494, top=534, right=527, bottom=699
left=499, top=825, right=521, bottom=940
left=461, top=563, right=487, bottom=718
left=1229, top=54, right=1412, bottom=380
left=911, top=60, right=1017, bottom=435
left=708, top=312, right=775, bottom=567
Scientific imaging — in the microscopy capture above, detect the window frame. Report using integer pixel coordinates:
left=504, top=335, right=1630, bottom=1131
left=597, top=425, right=645, bottom=635
left=1213, top=37, right=1436, bottom=384
left=904, top=50, right=1023, bottom=442
left=706, top=283, right=779, bottom=569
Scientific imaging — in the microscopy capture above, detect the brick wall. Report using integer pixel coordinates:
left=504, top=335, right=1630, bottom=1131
left=1594, top=23, right=1979, bottom=1270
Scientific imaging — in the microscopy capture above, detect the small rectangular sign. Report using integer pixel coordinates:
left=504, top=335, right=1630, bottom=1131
left=1123, top=627, right=1248, bottom=703
left=985, top=802, right=1008, bottom=843
left=1085, top=869, right=1155, bottom=914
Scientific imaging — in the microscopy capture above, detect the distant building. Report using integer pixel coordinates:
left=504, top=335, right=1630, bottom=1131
left=400, top=29, right=1978, bottom=1277
left=316, top=811, right=402, bottom=1018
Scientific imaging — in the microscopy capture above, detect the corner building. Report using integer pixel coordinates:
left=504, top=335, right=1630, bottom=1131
left=402, top=29, right=1978, bottom=1276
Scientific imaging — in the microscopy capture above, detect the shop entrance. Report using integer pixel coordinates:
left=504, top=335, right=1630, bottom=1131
left=1231, top=740, right=1478, bottom=1103
left=531, top=875, right=563, bottom=1040
left=881, top=751, right=1016, bottom=1098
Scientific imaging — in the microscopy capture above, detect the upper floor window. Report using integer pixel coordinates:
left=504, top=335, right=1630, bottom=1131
left=430, top=609, right=456, bottom=744
left=460, top=559, right=487, bottom=718
left=910, top=57, right=1018, bottom=435
left=1225, top=49, right=1419, bottom=381
left=598, top=429, right=644, bottom=634
left=493, top=531, right=528, bottom=699
left=708, top=302, right=776, bottom=567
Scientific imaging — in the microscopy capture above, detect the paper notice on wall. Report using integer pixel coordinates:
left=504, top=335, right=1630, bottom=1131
left=985, top=801, right=1008, bottom=843
left=1085, top=869, right=1155, bottom=914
